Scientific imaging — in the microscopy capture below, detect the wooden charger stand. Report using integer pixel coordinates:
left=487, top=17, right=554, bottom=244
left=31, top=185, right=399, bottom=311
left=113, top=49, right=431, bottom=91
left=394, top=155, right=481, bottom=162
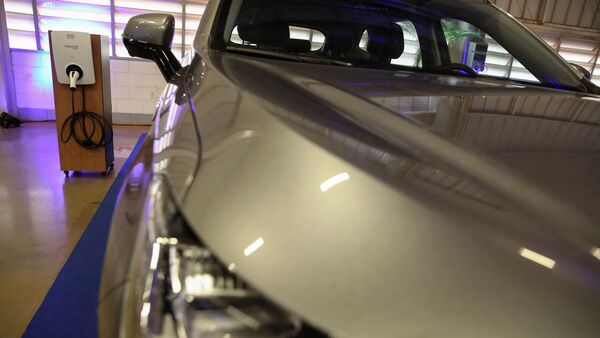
left=49, top=32, right=114, bottom=176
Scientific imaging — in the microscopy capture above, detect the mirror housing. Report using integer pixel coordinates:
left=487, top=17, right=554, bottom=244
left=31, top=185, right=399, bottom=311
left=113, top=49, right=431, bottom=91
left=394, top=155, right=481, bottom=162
left=122, top=13, right=182, bottom=81
left=570, top=63, right=592, bottom=81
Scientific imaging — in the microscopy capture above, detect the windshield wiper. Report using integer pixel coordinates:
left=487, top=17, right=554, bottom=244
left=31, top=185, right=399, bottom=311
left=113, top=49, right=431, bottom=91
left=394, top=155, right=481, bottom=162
left=226, top=46, right=353, bottom=67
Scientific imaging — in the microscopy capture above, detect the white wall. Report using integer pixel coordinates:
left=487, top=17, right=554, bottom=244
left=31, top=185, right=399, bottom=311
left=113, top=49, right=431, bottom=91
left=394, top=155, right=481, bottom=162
left=11, top=50, right=166, bottom=124
left=109, top=58, right=166, bottom=124
left=11, top=51, right=54, bottom=120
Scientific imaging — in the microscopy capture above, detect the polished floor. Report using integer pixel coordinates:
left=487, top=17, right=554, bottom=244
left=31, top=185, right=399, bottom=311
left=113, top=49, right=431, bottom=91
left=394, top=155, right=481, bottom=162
left=0, top=122, right=147, bottom=338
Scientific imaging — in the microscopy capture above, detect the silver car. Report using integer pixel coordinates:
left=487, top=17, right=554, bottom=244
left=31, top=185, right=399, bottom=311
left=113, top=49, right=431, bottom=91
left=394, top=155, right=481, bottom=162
left=99, top=0, right=600, bottom=337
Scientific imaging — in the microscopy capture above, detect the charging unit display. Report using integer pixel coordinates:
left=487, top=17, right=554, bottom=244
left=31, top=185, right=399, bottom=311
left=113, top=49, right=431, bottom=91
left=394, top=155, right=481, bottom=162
left=51, top=31, right=96, bottom=88
left=49, top=31, right=114, bottom=176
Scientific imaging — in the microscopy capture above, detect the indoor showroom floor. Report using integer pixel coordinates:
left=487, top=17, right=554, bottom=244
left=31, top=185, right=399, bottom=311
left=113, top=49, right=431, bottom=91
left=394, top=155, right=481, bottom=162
left=0, top=122, right=147, bottom=338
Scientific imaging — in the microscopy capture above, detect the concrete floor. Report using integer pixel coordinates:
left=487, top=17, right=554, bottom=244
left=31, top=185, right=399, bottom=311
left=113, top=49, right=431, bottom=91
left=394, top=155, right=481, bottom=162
left=0, top=122, right=147, bottom=338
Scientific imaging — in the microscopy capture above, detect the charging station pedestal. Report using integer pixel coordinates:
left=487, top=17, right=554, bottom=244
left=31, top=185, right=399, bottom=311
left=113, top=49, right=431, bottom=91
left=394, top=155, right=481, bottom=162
left=49, top=32, right=114, bottom=175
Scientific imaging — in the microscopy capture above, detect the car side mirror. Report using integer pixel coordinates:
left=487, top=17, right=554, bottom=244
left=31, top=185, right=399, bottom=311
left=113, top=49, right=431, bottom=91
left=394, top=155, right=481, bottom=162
left=570, top=63, right=592, bottom=81
left=122, top=13, right=182, bottom=81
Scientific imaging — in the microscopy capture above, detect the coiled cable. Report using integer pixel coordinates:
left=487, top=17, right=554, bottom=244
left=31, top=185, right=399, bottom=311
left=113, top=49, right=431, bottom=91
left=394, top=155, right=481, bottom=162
left=60, top=86, right=113, bottom=149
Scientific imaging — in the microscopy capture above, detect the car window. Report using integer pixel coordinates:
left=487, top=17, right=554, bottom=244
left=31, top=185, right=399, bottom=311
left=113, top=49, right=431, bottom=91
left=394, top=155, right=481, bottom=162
left=218, top=0, right=587, bottom=92
left=290, top=26, right=325, bottom=51
left=230, top=25, right=326, bottom=52
left=224, top=1, right=425, bottom=71
left=358, top=21, right=422, bottom=69
left=441, top=19, right=540, bottom=84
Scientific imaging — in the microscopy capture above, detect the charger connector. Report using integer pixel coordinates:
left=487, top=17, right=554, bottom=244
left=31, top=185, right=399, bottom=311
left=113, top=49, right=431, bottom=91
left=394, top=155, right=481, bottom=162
left=65, top=64, right=84, bottom=91
left=69, top=71, right=80, bottom=90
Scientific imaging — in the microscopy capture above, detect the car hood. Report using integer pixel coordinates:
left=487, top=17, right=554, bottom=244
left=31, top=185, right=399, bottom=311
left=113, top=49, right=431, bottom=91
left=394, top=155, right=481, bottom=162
left=178, top=53, right=600, bottom=337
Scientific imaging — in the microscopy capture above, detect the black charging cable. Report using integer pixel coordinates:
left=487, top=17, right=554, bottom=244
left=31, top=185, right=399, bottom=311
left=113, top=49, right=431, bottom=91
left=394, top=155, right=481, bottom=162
left=60, top=86, right=113, bottom=149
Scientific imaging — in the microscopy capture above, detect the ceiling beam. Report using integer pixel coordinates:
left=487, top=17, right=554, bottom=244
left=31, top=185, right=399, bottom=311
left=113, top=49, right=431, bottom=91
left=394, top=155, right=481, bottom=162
left=523, top=21, right=600, bottom=40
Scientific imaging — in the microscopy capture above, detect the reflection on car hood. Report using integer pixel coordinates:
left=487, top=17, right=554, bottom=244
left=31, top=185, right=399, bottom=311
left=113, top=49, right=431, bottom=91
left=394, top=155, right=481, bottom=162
left=179, top=53, right=600, bottom=337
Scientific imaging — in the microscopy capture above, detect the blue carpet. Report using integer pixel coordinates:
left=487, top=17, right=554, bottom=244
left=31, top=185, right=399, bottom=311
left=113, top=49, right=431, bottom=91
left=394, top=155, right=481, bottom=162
left=23, top=134, right=146, bottom=338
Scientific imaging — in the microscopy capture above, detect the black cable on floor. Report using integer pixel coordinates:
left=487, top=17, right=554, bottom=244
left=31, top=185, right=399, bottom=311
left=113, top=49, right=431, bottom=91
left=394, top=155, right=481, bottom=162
left=60, top=86, right=113, bottom=149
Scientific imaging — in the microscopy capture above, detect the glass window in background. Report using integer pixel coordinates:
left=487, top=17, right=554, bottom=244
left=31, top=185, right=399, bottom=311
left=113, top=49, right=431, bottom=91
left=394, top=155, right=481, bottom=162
left=4, top=0, right=36, bottom=50
left=183, top=0, right=208, bottom=58
left=36, top=0, right=111, bottom=51
left=114, top=0, right=183, bottom=58
left=441, top=18, right=540, bottom=83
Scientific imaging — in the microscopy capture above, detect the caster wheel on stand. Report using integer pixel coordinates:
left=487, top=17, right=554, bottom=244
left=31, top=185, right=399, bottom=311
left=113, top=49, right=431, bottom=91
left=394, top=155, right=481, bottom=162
left=104, top=164, right=114, bottom=176
left=64, top=171, right=70, bottom=177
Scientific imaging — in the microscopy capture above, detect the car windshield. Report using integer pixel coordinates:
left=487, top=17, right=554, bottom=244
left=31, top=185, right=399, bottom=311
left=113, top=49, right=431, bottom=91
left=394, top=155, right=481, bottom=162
left=218, top=0, right=587, bottom=92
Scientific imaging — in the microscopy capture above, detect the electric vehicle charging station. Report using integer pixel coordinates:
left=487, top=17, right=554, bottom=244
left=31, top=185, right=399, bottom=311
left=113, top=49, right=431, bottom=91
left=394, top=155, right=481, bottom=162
left=50, top=31, right=96, bottom=90
left=49, top=31, right=114, bottom=176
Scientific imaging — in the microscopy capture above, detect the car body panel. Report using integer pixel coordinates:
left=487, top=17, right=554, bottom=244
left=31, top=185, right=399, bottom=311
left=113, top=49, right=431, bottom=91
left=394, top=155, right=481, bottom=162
left=100, top=50, right=600, bottom=337
left=99, top=0, right=600, bottom=336
left=98, top=135, right=153, bottom=337
left=170, top=52, right=600, bottom=337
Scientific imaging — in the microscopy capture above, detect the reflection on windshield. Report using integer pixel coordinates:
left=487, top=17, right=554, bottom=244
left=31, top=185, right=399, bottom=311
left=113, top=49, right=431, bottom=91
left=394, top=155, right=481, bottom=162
left=219, top=0, right=589, bottom=90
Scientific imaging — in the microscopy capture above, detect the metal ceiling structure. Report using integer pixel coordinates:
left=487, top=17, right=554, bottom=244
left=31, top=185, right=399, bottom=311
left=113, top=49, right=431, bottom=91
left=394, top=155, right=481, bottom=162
left=492, top=0, right=600, bottom=32
left=491, top=0, right=600, bottom=84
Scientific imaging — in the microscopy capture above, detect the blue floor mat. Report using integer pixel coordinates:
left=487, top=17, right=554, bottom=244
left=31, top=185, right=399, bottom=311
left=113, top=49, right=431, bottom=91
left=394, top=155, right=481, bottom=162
left=23, top=134, right=146, bottom=338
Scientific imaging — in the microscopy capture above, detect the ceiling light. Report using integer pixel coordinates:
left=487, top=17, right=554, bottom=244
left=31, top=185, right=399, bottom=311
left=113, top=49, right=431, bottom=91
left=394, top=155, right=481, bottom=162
left=519, top=248, right=556, bottom=269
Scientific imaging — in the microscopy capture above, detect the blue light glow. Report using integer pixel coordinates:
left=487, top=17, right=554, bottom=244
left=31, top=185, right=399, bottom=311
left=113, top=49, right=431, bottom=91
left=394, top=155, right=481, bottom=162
left=36, top=69, right=54, bottom=91
left=34, top=53, right=54, bottom=91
